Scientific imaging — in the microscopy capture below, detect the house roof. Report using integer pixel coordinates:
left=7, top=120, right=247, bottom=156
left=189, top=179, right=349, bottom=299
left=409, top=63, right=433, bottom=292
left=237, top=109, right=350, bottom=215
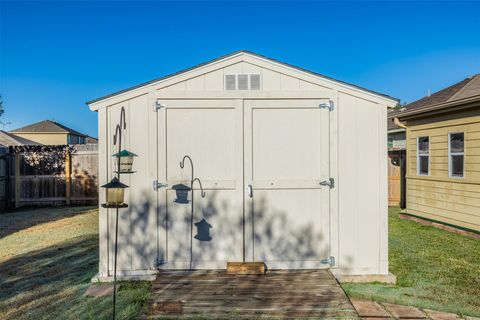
left=87, top=50, right=399, bottom=105
left=0, top=131, right=40, bottom=146
left=10, top=120, right=87, bottom=137
left=391, top=74, right=480, bottom=119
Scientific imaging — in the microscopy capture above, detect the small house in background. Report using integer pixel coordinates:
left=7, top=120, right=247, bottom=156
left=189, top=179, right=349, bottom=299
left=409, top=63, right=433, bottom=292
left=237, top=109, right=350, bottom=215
left=393, top=74, right=480, bottom=233
left=9, top=120, right=88, bottom=145
left=387, top=110, right=406, bottom=207
left=85, top=136, right=99, bottom=144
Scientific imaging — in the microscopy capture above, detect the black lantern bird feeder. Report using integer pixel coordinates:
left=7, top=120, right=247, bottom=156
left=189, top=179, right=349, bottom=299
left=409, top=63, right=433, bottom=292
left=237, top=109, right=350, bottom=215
left=101, top=106, right=135, bottom=320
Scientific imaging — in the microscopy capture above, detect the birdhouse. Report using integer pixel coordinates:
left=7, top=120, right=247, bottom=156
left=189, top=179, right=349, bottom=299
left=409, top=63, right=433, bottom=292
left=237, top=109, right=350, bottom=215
left=113, top=149, right=137, bottom=173
left=172, top=183, right=191, bottom=204
left=194, top=218, right=212, bottom=241
left=101, top=177, right=129, bottom=208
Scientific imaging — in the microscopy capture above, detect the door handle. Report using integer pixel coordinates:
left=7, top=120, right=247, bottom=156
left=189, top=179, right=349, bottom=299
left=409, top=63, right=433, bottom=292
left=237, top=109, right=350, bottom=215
left=247, top=184, right=253, bottom=198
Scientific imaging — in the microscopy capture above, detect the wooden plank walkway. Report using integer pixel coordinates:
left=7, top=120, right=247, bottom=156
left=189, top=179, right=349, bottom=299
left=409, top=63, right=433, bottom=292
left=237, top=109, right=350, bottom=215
left=145, top=270, right=359, bottom=319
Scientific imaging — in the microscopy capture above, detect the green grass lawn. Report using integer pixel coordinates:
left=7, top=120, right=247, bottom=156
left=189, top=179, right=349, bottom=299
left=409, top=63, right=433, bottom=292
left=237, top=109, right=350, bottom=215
left=342, top=206, right=480, bottom=317
left=0, top=207, right=150, bottom=320
left=1, top=206, right=479, bottom=319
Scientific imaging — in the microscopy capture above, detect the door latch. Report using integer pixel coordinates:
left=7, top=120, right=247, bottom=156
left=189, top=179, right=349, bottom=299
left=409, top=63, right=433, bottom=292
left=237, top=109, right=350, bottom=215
left=319, top=178, right=335, bottom=189
left=153, top=180, right=168, bottom=191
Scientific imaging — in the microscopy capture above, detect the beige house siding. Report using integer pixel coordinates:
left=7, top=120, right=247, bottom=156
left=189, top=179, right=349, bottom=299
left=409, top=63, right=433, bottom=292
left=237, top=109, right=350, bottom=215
left=13, top=132, right=68, bottom=145
left=406, top=108, right=480, bottom=231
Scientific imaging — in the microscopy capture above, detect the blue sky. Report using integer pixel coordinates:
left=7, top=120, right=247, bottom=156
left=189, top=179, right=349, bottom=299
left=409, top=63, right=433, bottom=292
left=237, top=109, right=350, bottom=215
left=1, top=1, right=479, bottom=138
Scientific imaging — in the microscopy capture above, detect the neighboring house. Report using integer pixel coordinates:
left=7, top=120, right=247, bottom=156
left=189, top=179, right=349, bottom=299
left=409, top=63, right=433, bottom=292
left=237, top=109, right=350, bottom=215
left=388, top=110, right=406, bottom=152
left=0, top=130, right=40, bottom=146
left=392, top=74, right=480, bottom=232
left=9, top=120, right=87, bottom=145
left=88, top=50, right=398, bottom=282
left=85, top=136, right=98, bottom=144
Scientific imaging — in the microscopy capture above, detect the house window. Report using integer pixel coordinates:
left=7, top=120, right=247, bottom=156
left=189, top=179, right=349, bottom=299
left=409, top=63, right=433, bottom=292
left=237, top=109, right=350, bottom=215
left=449, top=132, right=465, bottom=178
left=417, top=136, right=429, bottom=175
left=224, top=74, right=261, bottom=90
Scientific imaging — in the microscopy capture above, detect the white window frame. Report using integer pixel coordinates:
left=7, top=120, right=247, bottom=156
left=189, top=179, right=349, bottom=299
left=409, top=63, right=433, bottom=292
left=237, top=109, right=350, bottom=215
left=224, top=74, right=261, bottom=91
left=448, top=132, right=465, bottom=178
left=417, top=136, right=430, bottom=176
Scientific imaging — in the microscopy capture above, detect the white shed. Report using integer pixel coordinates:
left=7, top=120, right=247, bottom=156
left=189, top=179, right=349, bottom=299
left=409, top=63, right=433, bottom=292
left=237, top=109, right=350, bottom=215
left=88, top=51, right=397, bottom=282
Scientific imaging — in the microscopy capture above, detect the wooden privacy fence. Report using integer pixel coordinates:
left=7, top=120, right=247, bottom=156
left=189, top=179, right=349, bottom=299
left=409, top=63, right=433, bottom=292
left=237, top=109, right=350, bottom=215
left=388, top=150, right=406, bottom=207
left=0, top=144, right=98, bottom=211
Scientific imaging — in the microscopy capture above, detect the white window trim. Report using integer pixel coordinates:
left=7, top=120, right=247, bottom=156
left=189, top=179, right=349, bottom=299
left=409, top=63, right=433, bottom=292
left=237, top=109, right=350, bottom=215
left=224, top=73, right=261, bottom=91
left=417, top=136, right=429, bottom=176
left=448, top=132, right=465, bottom=178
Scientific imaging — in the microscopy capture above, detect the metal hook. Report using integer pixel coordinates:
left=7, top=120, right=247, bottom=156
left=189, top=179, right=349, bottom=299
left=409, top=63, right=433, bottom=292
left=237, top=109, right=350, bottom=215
left=192, top=178, right=206, bottom=198
left=179, top=155, right=205, bottom=197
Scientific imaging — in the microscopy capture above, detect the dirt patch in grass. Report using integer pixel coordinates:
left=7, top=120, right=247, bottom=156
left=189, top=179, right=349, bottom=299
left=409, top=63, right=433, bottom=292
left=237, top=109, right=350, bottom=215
left=0, top=207, right=151, bottom=320
left=342, top=206, right=480, bottom=317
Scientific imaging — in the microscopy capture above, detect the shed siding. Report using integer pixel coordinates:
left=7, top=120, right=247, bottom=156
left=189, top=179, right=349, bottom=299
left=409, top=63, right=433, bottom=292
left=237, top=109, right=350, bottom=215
left=337, top=92, right=388, bottom=275
left=94, top=54, right=394, bottom=277
left=406, top=108, right=480, bottom=232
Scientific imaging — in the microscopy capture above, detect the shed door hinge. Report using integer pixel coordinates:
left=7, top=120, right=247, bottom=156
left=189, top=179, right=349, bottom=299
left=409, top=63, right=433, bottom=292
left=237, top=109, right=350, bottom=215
left=154, top=100, right=166, bottom=112
left=319, top=178, right=334, bottom=189
left=319, top=100, right=334, bottom=111
left=321, top=256, right=336, bottom=266
left=153, top=180, right=168, bottom=190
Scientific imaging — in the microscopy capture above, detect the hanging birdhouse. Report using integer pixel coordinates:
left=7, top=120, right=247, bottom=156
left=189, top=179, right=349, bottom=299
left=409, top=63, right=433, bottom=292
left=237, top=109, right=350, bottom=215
left=101, top=177, right=129, bottom=208
left=113, top=149, right=137, bottom=173
left=172, top=183, right=191, bottom=204
left=194, top=218, right=212, bottom=241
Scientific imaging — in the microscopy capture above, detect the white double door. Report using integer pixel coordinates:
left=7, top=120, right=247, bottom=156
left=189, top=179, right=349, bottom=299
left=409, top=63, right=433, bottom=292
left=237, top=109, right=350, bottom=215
left=157, top=99, right=331, bottom=269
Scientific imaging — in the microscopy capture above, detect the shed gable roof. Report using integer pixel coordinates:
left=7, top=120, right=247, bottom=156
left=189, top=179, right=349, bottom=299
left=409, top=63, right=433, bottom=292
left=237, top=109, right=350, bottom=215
left=86, top=50, right=398, bottom=106
left=10, top=120, right=86, bottom=137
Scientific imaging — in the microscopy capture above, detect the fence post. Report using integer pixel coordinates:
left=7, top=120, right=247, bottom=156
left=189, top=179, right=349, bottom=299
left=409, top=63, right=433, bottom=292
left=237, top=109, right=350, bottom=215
left=14, top=154, right=20, bottom=208
left=65, top=150, right=71, bottom=205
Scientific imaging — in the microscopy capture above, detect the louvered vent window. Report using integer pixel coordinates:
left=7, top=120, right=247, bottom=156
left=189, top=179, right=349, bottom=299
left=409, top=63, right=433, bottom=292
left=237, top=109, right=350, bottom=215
left=238, top=74, right=249, bottom=90
left=225, top=74, right=236, bottom=90
left=250, top=74, right=260, bottom=90
left=224, top=74, right=261, bottom=90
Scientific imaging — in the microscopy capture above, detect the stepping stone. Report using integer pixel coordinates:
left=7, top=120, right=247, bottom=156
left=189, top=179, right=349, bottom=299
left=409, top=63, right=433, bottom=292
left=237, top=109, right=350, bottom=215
left=351, top=299, right=391, bottom=318
left=84, top=284, right=116, bottom=297
left=383, top=303, right=426, bottom=319
left=424, top=309, right=459, bottom=320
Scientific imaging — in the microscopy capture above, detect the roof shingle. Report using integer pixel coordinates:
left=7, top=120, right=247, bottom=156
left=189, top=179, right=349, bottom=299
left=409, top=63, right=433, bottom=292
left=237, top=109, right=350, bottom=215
left=10, top=120, right=86, bottom=137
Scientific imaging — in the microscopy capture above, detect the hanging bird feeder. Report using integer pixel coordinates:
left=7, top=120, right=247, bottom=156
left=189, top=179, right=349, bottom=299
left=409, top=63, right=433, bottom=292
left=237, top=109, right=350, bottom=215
left=113, top=149, right=137, bottom=173
left=101, top=177, right=129, bottom=208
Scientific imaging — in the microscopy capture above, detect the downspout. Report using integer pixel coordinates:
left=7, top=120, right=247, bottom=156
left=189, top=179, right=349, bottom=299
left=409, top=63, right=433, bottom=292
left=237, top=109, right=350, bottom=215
left=393, top=117, right=407, bottom=129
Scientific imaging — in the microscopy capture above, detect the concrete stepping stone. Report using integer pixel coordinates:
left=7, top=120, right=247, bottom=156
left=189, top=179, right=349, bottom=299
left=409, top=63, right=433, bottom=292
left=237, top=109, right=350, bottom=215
left=84, top=284, right=116, bottom=297
left=383, top=303, right=427, bottom=319
left=350, top=299, right=391, bottom=318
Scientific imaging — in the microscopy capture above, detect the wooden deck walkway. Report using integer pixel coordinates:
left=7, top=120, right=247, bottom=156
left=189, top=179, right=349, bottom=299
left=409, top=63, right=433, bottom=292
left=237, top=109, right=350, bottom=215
left=145, top=270, right=359, bottom=319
